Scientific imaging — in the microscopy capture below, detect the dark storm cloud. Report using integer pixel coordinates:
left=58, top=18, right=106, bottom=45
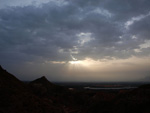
left=0, top=0, right=150, bottom=65
left=103, top=0, right=150, bottom=21
left=129, top=15, right=150, bottom=40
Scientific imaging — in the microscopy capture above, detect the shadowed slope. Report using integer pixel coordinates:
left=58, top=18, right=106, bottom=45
left=0, top=65, right=26, bottom=90
left=0, top=65, right=63, bottom=113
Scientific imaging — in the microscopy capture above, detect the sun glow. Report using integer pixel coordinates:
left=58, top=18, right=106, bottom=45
left=68, top=58, right=93, bottom=67
left=69, top=60, right=82, bottom=64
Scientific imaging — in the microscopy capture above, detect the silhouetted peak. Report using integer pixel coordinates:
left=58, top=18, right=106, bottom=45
left=40, top=76, right=47, bottom=80
left=0, top=66, right=62, bottom=113
left=34, top=76, right=49, bottom=82
left=31, top=76, right=54, bottom=86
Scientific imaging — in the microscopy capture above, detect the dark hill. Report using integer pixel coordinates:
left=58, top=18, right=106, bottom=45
left=83, top=85, right=150, bottom=113
left=0, top=65, right=63, bottom=113
left=0, top=65, right=26, bottom=90
left=29, top=76, right=85, bottom=112
left=29, top=75, right=69, bottom=97
left=30, top=76, right=55, bottom=88
left=1, top=65, right=150, bottom=113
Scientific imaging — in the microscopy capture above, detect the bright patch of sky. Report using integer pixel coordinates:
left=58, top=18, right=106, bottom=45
left=70, top=55, right=77, bottom=61
left=92, top=8, right=112, bottom=18
left=77, top=32, right=94, bottom=46
left=0, top=0, right=68, bottom=8
left=134, top=40, right=150, bottom=53
left=140, top=40, right=150, bottom=49
left=125, top=12, right=150, bottom=29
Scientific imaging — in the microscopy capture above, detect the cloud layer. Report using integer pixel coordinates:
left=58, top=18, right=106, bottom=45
left=0, top=0, right=150, bottom=81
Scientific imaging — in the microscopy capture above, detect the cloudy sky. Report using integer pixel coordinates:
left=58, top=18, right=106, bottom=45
left=0, top=0, right=150, bottom=82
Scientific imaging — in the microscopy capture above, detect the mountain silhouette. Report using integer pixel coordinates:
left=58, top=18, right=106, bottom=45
left=30, top=76, right=55, bottom=88
left=0, top=65, right=26, bottom=90
left=29, top=75, right=68, bottom=97
left=0, top=65, right=63, bottom=113
left=1, top=65, right=150, bottom=113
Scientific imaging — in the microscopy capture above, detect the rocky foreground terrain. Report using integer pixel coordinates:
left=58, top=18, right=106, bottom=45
left=0, top=65, right=150, bottom=113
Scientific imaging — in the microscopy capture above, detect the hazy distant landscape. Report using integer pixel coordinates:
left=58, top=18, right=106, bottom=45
left=1, top=65, right=150, bottom=113
left=56, top=82, right=143, bottom=90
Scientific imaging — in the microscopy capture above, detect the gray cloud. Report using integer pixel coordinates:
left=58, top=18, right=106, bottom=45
left=0, top=0, right=150, bottom=62
left=0, top=0, right=150, bottom=81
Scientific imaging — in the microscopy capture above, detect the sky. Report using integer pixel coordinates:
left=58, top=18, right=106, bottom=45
left=0, top=0, right=150, bottom=82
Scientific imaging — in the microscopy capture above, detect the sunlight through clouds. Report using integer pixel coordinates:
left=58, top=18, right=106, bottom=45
left=0, top=0, right=150, bottom=82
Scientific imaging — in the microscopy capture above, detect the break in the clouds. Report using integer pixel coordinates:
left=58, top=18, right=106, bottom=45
left=0, top=0, right=150, bottom=81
